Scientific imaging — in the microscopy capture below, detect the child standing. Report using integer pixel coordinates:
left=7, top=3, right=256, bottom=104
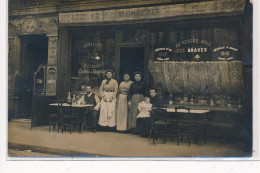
left=136, top=97, right=152, bottom=137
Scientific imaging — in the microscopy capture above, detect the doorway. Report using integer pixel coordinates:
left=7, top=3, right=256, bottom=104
left=19, top=34, right=48, bottom=118
left=120, top=47, right=145, bottom=81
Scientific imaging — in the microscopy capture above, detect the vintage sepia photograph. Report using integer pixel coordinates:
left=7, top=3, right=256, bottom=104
left=7, top=0, right=253, bottom=158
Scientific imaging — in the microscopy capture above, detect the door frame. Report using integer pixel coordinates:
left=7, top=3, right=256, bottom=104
left=115, top=29, right=149, bottom=87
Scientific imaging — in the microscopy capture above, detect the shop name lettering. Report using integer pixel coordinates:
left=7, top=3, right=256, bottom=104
left=175, top=39, right=211, bottom=54
left=117, top=9, right=159, bottom=18
left=155, top=48, right=173, bottom=52
left=213, top=46, right=238, bottom=52
left=83, top=42, right=102, bottom=48
left=214, top=46, right=238, bottom=61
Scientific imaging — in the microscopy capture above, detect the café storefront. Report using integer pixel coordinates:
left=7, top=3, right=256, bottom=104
left=8, top=0, right=252, bottom=146
left=56, top=0, right=250, bottom=101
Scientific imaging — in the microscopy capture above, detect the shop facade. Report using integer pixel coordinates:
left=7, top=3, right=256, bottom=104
left=8, top=0, right=252, bottom=144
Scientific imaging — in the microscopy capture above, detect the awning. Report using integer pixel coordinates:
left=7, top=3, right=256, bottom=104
left=59, top=0, right=247, bottom=25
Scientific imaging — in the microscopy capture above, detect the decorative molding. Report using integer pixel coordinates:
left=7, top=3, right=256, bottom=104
left=8, top=23, right=20, bottom=35
left=22, top=16, right=42, bottom=33
left=9, top=15, right=58, bottom=35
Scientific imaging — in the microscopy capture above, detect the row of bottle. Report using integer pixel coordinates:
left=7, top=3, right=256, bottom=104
left=67, top=91, right=77, bottom=104
left=168, top=93, right=239, bottom=107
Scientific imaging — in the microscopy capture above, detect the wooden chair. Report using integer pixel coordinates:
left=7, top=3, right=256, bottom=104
left=175, top=107, right=192, bottom=146
left=60, top=102, right=72, bottom=134
left=175, top=107, right=208, bottom=146
left=70, top=105, right=82, bottom=133
left=151, top=109, right=177, bottom=144
left=49, top=101, right=62, bottom=132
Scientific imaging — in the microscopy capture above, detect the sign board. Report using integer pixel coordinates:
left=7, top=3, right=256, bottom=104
left=46, top=66, right=57, bottom=96
left=212, top=46, right=239, bottom=61
left=154, top=48, right=174, bottom=61
left=48, top=36, right=58, bottom=65
left=59, top=0, right=246, bottom=25
left=173, top=39, right=211, bottom=61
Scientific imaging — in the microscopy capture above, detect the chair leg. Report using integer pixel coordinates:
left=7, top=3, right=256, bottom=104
left=153, top=128, right=156, bottom=143
left=49, top=119, right=51, bottom=132
left=203, top=134, right=206, bottom=144
left=149, top=129, right=152, bottom=141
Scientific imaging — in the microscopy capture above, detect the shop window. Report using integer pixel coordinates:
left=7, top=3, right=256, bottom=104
left=149, top=25, right=240, bottom=62
left=70, top=29, right=116, bottom=93
left=122, top=29, right=146, bottom=43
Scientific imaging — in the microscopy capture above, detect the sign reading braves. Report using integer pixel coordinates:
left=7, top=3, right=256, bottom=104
left=174, top=39, right=211, bottom=61
left=213, top=46, right=238, bottom=61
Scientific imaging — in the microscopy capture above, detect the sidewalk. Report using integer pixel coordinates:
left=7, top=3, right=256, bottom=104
left=8, top=119, right=250, bottom=158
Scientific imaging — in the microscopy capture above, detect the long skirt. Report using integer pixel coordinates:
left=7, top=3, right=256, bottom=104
left=127, top=94, right=144, bottom=129
left=98, top=92, right=116, bottom=127
left=116, top=94, right=128, bottom=131
left=136, top=117, right=151, bottom=137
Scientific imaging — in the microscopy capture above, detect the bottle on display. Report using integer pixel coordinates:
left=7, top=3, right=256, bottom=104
left=72, top=95, right=76, bottom=104
left=169, top=94, right=173, bottom=105
left=226, top=96, right=231, bottom=107
left=210, top=97, right=214, bottom=106
left=67, top=91, right=72, bottom=103
left=190, top=94, right=194, bottom=105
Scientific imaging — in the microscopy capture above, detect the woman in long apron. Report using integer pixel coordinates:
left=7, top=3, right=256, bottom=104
left=98, top=70, right=118, bottom=130
left=116, top=72, right=133, bottom=131
left=128, top=72, right=145, bottom=134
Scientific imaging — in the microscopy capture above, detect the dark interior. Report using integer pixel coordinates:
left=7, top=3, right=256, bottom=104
left=19, top=34, right=48, bottom=118
left=120, top=47, right=145, bottom=80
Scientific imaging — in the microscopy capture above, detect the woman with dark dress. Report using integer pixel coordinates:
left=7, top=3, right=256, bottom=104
left=127, top=72, right=145, bottom=134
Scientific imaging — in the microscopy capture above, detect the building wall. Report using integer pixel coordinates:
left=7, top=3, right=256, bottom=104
left=8, top=0, right=251, bottom=119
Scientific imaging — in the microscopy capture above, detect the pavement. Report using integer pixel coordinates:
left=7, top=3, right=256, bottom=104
left=8, top=119, right=251, bottom=158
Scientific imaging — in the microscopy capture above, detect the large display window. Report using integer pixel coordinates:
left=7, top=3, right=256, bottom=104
left=70, top=28, right=116, bottom=92
left=148, top=21, right=243, bottom=105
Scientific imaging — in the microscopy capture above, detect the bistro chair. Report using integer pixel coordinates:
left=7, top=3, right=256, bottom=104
left=175, top=106, right=209, bottom=146
left=70, top=104, right=82, bottom=133
left=151, top=109, right=177, bottom=144
left=49, top=101, right=62, bottom=132
left=175, top=107, right=192, bottom=146
left=60, top=102, right=72, bottom=134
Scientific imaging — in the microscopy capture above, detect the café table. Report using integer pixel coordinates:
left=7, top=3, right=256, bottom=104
left=162, top=104, right=238, bottom=144
left=160, top=106, right=211, bottom=145
left=49, top=103, right=94, bottom=133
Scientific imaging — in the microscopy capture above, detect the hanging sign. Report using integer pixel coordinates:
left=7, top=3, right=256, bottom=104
left=212, top=46, right=239, bottom=61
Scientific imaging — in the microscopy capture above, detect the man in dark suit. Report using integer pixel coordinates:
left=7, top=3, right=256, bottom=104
left=77, top=83, right=100, bottom=133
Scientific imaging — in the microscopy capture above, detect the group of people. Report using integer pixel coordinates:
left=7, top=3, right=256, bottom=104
left=77, top=69, right=163, bottom=137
